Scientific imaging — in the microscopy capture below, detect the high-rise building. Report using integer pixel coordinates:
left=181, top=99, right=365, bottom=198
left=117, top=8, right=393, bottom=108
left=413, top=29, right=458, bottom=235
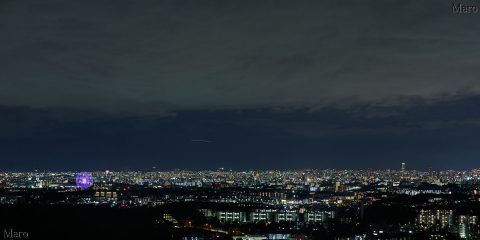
left=305, top=210, right=335, bottom=223
left=335, top=181, right=342, bottom=192
left=459, top=223, right=469, bottom=239
left=417, top=209, right=454, bottom=231
left=401, top=162, right=406, bottom=172
left=217, top=211, right=247, bottom=223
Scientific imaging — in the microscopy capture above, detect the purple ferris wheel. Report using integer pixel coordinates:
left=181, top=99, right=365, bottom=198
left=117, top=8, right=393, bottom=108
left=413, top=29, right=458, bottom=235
left=76, top=172, right=94, bottom=189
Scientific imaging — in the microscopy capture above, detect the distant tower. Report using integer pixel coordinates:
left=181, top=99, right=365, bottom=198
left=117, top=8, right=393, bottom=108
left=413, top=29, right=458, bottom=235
left=335, top=181, right=342, bottom=192
left=401, top=162, right=406, bottom=172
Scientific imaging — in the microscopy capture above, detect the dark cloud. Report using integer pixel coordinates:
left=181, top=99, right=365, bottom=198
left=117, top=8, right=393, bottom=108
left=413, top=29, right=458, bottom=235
left=2, top=0, right=480, bottom=170
left=1, top=0, right=480, bottom=115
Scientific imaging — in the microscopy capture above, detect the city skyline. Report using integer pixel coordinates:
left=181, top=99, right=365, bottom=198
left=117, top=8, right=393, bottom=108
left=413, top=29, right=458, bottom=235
left=2, top=164, right=480, bottom=239
left=2, top=0, right=480, bottom=239
left=2, top=164, right=477, bottom=173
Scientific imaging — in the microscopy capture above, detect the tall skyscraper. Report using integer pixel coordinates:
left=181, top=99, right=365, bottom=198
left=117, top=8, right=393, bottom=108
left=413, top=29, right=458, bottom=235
left=334, top=181, right=342, bottom=192
left=401, top=163, right=406, bottom=172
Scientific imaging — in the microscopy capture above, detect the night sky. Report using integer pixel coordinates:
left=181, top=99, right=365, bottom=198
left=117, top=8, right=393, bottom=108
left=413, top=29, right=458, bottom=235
left=1, top=0, right=480, bottom=170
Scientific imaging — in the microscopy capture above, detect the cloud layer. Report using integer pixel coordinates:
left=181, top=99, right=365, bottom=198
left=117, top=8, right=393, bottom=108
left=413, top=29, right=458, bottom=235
left=1, top=0, right=480, bottom=115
